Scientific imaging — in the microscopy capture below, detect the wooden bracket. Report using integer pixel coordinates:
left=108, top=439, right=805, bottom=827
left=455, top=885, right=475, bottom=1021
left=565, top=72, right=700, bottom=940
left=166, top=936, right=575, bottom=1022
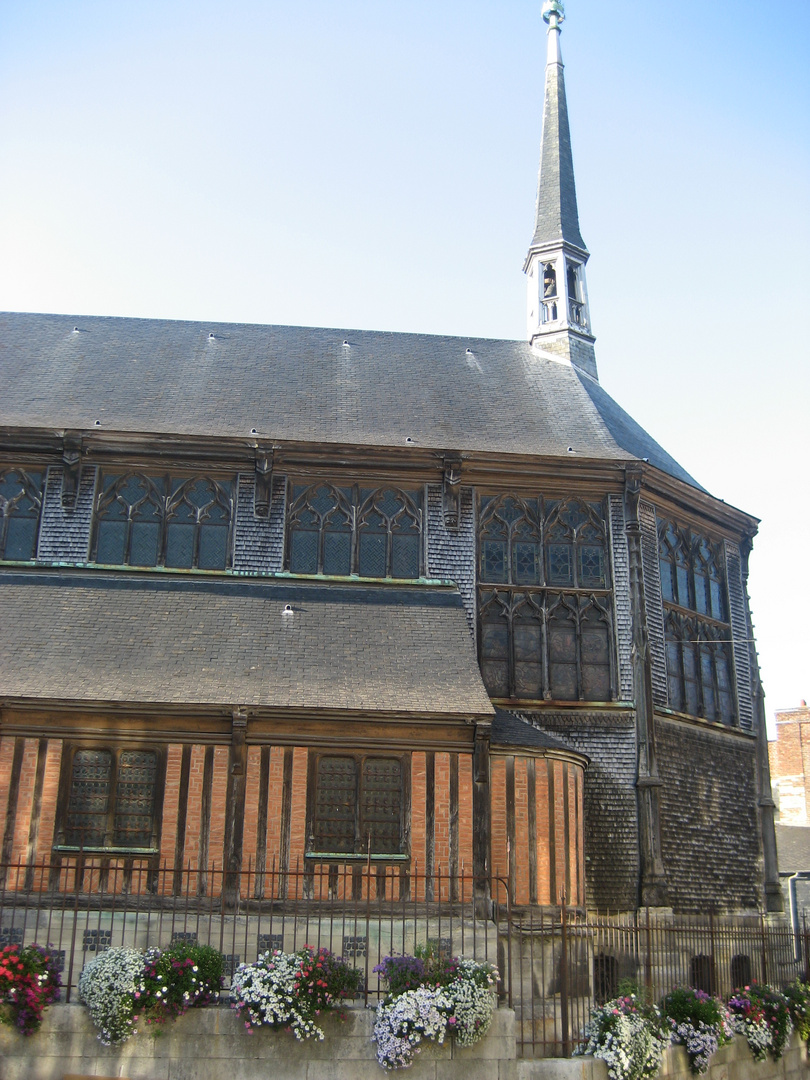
left=254, top=448, right=274, bottom=518
left=61, top=432, right=83, bottom=510
left=441, top=453, right=463, bottom=531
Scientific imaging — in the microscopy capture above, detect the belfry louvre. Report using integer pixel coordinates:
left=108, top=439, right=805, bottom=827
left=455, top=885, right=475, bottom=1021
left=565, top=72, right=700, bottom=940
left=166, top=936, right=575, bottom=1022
left=0, top=1, right=778, bottom=921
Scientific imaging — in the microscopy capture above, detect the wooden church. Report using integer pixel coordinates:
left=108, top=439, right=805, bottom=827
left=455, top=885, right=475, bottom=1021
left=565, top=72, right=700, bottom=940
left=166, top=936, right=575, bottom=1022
left=0, top=1, right=780, bottom=915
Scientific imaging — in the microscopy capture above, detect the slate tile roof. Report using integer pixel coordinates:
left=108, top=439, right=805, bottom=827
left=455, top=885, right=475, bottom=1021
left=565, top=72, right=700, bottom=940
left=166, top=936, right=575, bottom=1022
left=490, top=708, right=587, bottom=759
left=0, top=569, right=494, bottom=716
left=0, top=312, right=701, bottom=489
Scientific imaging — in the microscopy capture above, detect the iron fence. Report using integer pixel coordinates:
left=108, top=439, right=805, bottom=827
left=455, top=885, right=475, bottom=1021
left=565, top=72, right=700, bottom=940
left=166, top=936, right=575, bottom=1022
left=0, top=857, right=807, bottom=1058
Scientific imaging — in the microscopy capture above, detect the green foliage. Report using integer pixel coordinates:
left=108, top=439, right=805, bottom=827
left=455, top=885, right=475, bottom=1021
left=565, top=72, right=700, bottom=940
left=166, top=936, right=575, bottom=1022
left=136, top=943, right=223, bottom=1026
left=783, top=980, right=810, bottom=1042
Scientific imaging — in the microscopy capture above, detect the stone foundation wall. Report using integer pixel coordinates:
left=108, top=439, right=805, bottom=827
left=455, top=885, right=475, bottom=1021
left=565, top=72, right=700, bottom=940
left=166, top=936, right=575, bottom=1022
left=0, top=1003, right=516, bottom=1080
left=2, top=1005, right=806, bottom=1080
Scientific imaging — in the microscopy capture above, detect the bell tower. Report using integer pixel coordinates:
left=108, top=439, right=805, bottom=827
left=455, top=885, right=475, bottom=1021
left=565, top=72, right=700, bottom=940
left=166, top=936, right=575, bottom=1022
left=524, top=1, right=597, bottom=381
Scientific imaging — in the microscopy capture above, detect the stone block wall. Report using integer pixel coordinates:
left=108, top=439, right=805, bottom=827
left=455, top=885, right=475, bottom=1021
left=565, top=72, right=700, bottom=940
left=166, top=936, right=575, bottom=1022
left=0, top=1002, right=517, bottom=1080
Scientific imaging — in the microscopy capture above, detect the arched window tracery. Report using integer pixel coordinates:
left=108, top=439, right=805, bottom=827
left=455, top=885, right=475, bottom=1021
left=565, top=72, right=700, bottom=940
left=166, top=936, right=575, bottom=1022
left=92, top=472, right=234, bottom=570
left=478, top=494, right=613, bottom=703
left=659, top=519, right=735, bottom=724
left=286, top=483, right=422, bottom=579
left=0, top=468, right=43, bottom=562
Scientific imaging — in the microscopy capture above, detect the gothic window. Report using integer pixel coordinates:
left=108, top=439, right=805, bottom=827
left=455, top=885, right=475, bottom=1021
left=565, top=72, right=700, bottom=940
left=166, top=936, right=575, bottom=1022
left=287, top=483, right=422, bottom=579
left=92, top=473, right=234, bottom=570
left=479, top=590, right=614, bottom=702
left=0, top=468, right=43, bottom=562
left=478, top=495, right=613, bottom=703
left=58, top=746, right=163, bottom=851
left=658, top=519, right=735, bottom=724
left=664, top=612, right=735, bottom=725
left=543, top=263, right=557, bottom=298
left=567, top=262, right=580, bottom=301
left=307, top=753, right=406, bottom=857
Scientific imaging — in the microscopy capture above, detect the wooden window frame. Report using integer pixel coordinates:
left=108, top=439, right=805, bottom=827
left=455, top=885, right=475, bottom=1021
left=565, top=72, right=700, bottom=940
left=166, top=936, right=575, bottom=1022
left=305, top=750, right=410, bottom=861
left=54, top=742, right=166, bottom=855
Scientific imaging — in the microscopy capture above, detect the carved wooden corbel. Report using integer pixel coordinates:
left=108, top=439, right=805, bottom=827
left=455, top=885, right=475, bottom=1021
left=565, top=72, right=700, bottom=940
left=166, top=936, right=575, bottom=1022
left=441, top=453, right=463, bottom=531
left=61, top=432, right=83, bottom=510
left=253, top=448, right=274, bottom=518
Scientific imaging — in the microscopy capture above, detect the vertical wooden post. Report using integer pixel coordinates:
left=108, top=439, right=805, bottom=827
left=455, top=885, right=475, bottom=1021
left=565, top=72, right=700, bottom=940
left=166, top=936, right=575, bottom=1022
left=472, top=723, right=491, bottom=910
left=224, top=709, right=248, bottom=904
left=624, top=465, right=668, bottom=907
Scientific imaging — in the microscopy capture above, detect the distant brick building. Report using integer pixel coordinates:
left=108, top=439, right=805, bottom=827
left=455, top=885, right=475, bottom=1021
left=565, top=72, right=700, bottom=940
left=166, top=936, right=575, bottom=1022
left=0, top=2, right=779, bottom=914
left=769, top=705, right=810, bottom=917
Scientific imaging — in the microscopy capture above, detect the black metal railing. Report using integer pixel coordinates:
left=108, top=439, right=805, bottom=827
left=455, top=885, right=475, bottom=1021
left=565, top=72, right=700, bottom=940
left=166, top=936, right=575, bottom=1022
left=0, top=857, right=805, bottom=1059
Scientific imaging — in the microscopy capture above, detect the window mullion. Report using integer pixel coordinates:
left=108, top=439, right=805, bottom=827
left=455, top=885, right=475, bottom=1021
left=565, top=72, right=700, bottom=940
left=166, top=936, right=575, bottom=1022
left=106, top=751, right=119, bottom=850
left=574, top=602, right=584, bottom=701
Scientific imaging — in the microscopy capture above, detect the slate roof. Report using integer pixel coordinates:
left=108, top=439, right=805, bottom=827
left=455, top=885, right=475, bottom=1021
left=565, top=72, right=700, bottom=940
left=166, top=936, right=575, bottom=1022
left=490, top=708, right=587, bottom=759
left=0, top=569, right=494, bottom=716
left=0, top=313, right=701, bottom=489
left=528, top=33, right=586, bottom=254
left=775, top=825, right=810, bottom=874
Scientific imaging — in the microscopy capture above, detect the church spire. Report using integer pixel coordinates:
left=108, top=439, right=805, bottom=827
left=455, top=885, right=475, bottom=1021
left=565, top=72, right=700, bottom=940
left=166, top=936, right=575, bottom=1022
left=524, top=1, right=598, bottom=381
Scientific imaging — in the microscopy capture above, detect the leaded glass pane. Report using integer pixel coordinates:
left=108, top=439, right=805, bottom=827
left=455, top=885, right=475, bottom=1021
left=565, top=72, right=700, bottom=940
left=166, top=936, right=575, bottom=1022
left=4, top=517, right=37, bottom=561
left=119, top=475, right=156, bottom=507
left=312, top=757, right=357, bottom=853
left=481, top=540, right=507, bottom=583
left=513, top=542, right=540, bottom=585
left=95, top=520, right=127, bottom=565
left=666, top=641, right=684, bottom=711
left=323, top=530, right=351, bottom=576
left=513, top=618, right=542, bottom=698
left=683, top=644, right=699, bottom=716
left=548, top=544, right=573, bottom=586
left=359, top=524, right=387, bottom=578
left=481, top=615, right=509, bottom=697
left=710, top=579, right=724, bottom=622
left=198, top=524, right=229, bottom=569
left=66, top=750, right=112, bottom=847
left=130, top=521, right=160, bottom=566
left=113, top=750, right=157, bottom=848
left=660, top=559, right=675, bottom=603
left=694, top=571, right=709, bottom=616
left=498, top=498, right=524, bottom=525
left=392, top=533, right=419, bottom=578
left=184, top=479, right=216, bottom=509
left=165, top=522, right=195, bottom=568
left=676, top=564, right=690, bottom=608
left=361, top=758, right=402, bottom=854
left=290, top=530, right=318, bottom=574
left=548, top=620, right=577, bottom=700
left=700, top=648, right=716, bottom=718
left=579, top=545, right=605, bottom=588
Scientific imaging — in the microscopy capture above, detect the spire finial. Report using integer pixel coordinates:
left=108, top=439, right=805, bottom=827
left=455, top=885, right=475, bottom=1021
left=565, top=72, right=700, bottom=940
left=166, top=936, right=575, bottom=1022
left=542, top=1, right=565, bottom=29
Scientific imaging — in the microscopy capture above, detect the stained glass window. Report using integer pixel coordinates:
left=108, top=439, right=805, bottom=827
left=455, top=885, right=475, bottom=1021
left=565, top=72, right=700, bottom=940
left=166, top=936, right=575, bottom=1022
left=63, top=747, right=160, bottom=850
left=658, top=520, right=735, bottom=723
left=287, top=484, right=422, bottom=579
left=92, top=473, right=233, bottom=569
left=309, top=754, right=405, bottom=856
left=0, top=469, right=43, bottom=562
left=477, top=494, right=613, bottom=702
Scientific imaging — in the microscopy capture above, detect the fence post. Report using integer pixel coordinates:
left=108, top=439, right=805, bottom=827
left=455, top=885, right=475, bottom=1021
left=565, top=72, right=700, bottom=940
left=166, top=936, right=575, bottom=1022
left=645, top=906, right=652, bottom=1002
left=560, top=897, right=570, bottom=1056
left=804, top=911, right=810, bottom=982
left=759, top=909, right=769, bottom=985
left=709, top=911, right=716, bottom=996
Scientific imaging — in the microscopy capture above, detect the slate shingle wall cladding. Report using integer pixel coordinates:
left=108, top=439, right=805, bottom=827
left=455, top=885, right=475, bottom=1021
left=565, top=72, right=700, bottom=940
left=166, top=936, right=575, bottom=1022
left=608, top=496, right=633, bottom=701
left=525, top=711, right=639, bottom=911
left=426, top=485, right=476, bottom=639
left=36, top=465, right=97, bottom=563
left=656, top=717, right=761, bottom=911
left=233, top=473, right=287, bottom=573
left=725, top=540, right=754, bottom=733
left=640, top=501, right=667, bottom=707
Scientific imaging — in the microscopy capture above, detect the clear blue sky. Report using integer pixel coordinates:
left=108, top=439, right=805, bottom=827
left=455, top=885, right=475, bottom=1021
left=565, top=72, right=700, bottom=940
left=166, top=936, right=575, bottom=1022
left=1, top=1, right=808, bottom=731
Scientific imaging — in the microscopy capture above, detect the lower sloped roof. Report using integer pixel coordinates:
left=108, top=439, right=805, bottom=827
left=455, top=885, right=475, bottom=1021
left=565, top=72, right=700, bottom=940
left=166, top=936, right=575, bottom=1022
left=0, top=569, right=494, bottom=717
